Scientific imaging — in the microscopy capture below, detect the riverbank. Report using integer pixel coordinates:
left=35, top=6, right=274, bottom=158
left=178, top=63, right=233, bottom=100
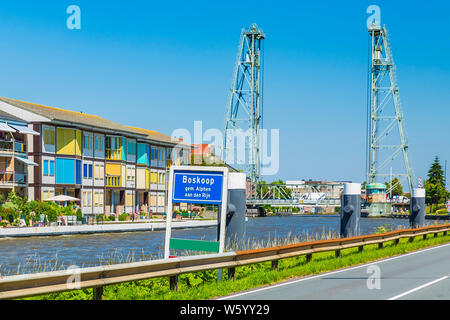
left=24, top=229, right=450, bottom=300
left=0, top=219, right=217, bottom=238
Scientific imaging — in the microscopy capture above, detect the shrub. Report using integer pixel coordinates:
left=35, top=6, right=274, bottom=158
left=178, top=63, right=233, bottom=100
left=436, top=208, right=448, bottom=215
left=118, top=213, right=128, bottom=221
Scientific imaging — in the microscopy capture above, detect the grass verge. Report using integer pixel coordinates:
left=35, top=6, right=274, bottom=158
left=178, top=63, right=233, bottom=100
left=24, top=231, right=450, bottom=300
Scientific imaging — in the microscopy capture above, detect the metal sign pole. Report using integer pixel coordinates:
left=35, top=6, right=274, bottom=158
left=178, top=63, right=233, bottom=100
left=164, top=166, right=175, bottom=259
left=164, top=166, right=229, bottom=259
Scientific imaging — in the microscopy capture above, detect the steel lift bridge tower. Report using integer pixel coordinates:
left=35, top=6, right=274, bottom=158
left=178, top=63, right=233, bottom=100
left=367, top=23, right=414, bottom=192
left=223, top=23, right=265, bottom=199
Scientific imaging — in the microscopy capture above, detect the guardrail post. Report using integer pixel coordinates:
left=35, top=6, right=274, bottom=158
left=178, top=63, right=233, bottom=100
left=358, top=245, right=363, bottom=253
left=434, top=233, right=438, bottom=238
left=408, top=236, right=414, bottom=242
left=228, top=267, right=236, bottom=281
left=444, top=231, right=448, bottom=236
left=340, top=183, right=361, bottom=238
left=272, top=260, right=279, bottom=271
left=423, top=234, right=427, bottom=240
left=335, top=249, right=341, bottom=258
left=378, top=242, right=383, bottom=249
left=93, top=286, right=103, bottom=300
left=394, top=239, right=400, bottom=245
left=170, top=275, right=178, bottom=291
left=410, top=188, right=426, bottom=228
left=306, top=253, right=312, bottom=262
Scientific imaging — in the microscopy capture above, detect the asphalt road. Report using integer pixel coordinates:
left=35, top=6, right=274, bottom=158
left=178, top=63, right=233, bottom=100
left=219, top=243, right=450, bottom=300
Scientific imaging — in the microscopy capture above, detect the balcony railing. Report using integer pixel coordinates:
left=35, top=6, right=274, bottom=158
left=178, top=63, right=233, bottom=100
left=14, top=173, right=27, bottom=184
left=106, top=149, right=121, bottom=160
left=0, top=171, right=13, bottom=183
left=0, top=171, right=27, bottom=184
left=105, top=176, right=121, bottom=187
left=0, top=140, right=26, bottom=153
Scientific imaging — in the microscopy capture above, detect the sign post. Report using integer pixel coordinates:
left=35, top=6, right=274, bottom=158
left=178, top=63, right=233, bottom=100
left=164, top=166, right=229, bottom=259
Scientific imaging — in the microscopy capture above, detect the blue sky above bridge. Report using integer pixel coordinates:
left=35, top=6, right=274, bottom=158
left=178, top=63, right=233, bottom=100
left=0, top=0, right=448, bottom=187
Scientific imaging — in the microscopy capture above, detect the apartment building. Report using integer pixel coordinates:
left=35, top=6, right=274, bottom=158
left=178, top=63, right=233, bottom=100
left=0, top=97, right=189, bottom=216
left=0, top=111, right=39, bottom=199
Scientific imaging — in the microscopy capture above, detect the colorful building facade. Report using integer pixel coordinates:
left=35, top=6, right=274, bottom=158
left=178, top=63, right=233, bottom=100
left=0, top=97, right=189, bottom=216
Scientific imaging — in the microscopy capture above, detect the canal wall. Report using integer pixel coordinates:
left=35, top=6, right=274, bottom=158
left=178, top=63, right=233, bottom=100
left=0, top=220, right=218, bottom=238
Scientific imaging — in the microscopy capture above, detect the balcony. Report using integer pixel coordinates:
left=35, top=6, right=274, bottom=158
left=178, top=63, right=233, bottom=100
left=106, top=149, right=121, bottom=160
left=0, top=171, right=27, bottom=185
left=105, top=175, right=121, bottom=187
left=0, top=140, right=26, bottom=154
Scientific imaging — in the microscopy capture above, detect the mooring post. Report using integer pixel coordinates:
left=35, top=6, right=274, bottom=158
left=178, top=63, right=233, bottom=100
left=410, top=188, right=426, bottom=228
left=340, top=183, right=361, bottom=238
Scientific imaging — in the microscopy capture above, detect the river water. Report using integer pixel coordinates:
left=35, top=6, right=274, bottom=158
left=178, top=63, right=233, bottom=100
left=0, top=215, right=422, bottom=276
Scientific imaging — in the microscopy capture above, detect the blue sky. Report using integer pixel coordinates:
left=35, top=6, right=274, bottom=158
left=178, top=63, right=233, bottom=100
left=0, top=1, right=448, bottom=187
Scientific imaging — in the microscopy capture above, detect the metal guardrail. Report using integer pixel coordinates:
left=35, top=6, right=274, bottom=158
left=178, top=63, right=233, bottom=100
left=0, top=224, right=449, bottom=300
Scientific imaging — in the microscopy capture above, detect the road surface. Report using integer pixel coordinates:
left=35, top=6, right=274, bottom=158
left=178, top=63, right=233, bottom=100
left=219, top=243, right=450, bottom=300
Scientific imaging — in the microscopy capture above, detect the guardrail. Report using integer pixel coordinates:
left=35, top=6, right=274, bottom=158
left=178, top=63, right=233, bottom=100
left=0, top=223, right=449, bottom=300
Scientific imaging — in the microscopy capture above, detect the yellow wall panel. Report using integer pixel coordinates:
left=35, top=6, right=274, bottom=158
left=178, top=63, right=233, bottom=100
left=56, top=128, right=76, bottom=155
left=105, top=163, right=121, bottom=176
left=75, top=130, right=82, bottom=156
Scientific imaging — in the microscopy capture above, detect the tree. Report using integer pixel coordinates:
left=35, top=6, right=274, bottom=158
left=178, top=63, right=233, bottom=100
left=424, top=156, right=449, bottom=212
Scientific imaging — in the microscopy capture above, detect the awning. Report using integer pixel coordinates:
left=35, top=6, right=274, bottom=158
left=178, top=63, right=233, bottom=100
left=8, top=124, right=39, bottom=136
left=14, top=155, right=38, bottom=166
left=44, top=195, right=80, bottom=202
left=0, top=123, right=16, bottom=133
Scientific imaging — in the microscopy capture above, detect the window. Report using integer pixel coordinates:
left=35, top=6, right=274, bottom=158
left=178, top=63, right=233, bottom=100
left=43, top=160, right=55, bottom=176
left=94, top=164, right=104, bottom=180
left=95, top=136, right=103, bottom=152
left=83, top=191, right=92, bottom=207
left=93, top=191, right=104, bottom=207
left=42, top=189, right=55, bottom=200
left=49, top=160, right=54, bottom=176
left=43, top=129, right=55, bottom=145
left=43, top=160, right=49, bottom=176
left=127, top=167, right=135, bottom=181
left=83, top=163, right=93, bottom=179
left=127, top=141, right=136, bottom=155
left=84, top=135, right=93, bottom=150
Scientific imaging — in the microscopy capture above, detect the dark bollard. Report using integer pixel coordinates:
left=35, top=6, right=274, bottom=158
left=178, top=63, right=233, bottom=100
left=409, top=188, right=426, bottom=228
left=225, top=173, right=247, bottom=250
left=340, top=183, right=361, bottom=238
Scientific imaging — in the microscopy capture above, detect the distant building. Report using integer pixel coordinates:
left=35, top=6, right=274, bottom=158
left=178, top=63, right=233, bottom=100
left=285, top=180, right=344, bottom=200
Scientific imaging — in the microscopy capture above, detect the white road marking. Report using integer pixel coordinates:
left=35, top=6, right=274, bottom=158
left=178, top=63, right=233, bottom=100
left=218, top=242, right=450, bottom=300
left=387, top=276, right=449, bottom=300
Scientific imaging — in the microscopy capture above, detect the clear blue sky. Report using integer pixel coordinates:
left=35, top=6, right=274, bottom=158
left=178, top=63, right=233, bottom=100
left=0, top=0, right=448, bottom=187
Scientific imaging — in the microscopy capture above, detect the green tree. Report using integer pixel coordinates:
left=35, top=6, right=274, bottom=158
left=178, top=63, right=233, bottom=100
left=390, top=177, right=403, bottom=196
left=424, top=156, right=449, bottom=212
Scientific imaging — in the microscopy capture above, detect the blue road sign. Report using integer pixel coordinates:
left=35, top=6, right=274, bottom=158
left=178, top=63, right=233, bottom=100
left=172, top=170, right=224, bottom=204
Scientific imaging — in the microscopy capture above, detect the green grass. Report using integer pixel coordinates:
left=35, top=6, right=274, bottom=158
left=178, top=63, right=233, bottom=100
left=24, top=231, right=450, bottom=300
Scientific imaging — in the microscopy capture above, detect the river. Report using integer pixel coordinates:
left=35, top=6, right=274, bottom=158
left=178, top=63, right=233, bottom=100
left=0, top=215, right=422, bottom=276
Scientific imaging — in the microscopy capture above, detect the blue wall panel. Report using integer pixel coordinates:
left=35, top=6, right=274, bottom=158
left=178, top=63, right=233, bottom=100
left=56, top=158, right=75, bottom=184
left=76, top=160, right=81, bottom=185
left=137, top=143, right=149, bottom=165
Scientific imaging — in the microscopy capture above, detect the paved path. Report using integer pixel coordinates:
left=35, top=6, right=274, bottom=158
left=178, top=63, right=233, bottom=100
left=220, top=243, right=450, bottom=300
